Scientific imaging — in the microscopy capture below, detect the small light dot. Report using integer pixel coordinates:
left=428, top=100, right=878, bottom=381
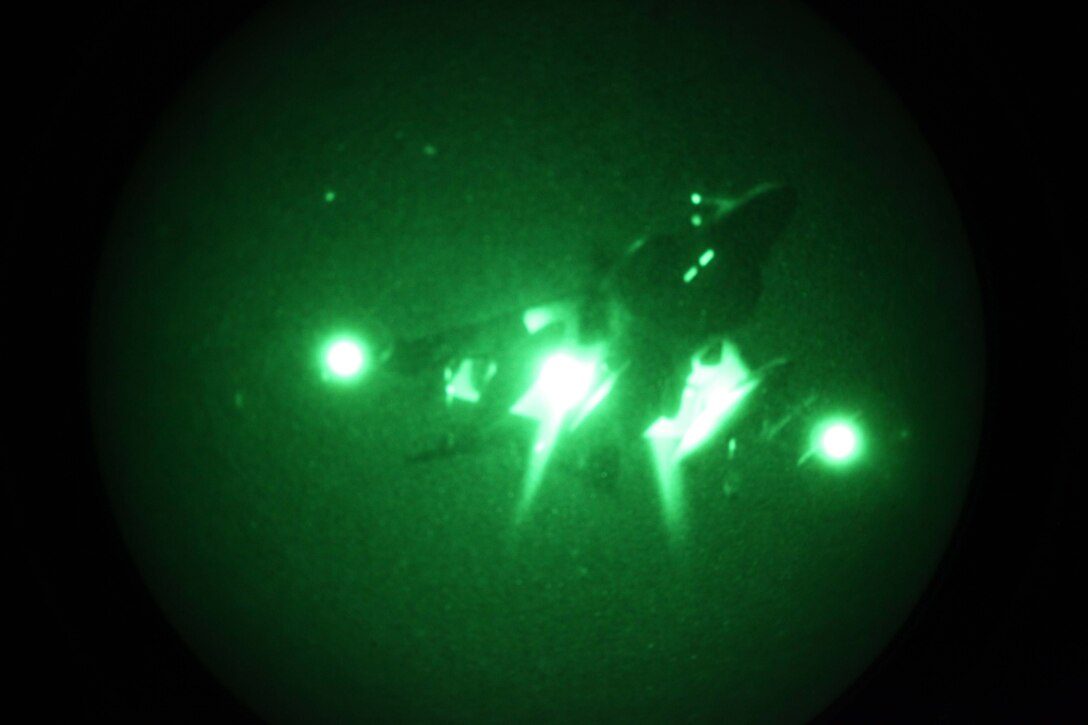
left=324, top=190, right=336, bottom=202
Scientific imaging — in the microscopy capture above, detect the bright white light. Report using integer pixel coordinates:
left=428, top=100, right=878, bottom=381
left=510, top=349, right=603, bottom=523
left=535, top=353, right=595, bottom=413
left=643, top=340, right=763, bottom=541
left=676, top=377, right=758, bottom=458
left=647, top=340, right=758, bottom=458
left=798, top=418, right=864, bottom=467
left=511, top=350, right=601, bottom=425
left=325, top=340, right=365, bottom=378
left=569, top=370, right=618, bottom=430
left=821, top=423, right=857, bottom=460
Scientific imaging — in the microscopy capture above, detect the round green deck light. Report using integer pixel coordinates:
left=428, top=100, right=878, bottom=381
left=805, top=418, right=864, bottom=467
left=821, top=422, right=857, bottom=460
left=322, top=338, right=366, bottom=380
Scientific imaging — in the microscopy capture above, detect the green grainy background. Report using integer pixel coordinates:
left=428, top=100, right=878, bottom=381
left=90, top=0, right=983, bottom=721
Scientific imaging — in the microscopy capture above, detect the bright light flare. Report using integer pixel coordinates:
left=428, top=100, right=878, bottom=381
left=569, top=369, right=618, bottom=430
left=644, top=340, right=762, bottom=540
left=510, top=349, right=608, bottom=523
left=821, top=423, right=857, bottom=460
left=322, top=337, right=367, bottom=381
left=512, top=352, right=597, bottom=421
left=799, top=417, right=865, bottom=467
left=645, top=341, right=758, bottom=459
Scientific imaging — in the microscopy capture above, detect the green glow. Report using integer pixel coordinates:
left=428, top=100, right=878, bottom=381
left=822, top=423, right=857, bottom=459
left=444, top=357, right=497, bottom=404
left=511, top=349, right=603, bottom=522
left=644, top=341, right=758, bottom=458
left=322, top=338, right=366, bottom=380
left=699, top=248, right=715, bottom=266
left=511, top=350, right=601, bottom=424
left=683, top=266, right=698, bottom=283
left=530, top=353, right=594, bottom=414
left=676, top=368, right=757, bottom=458
left=522, top=306, right=557, bottom=334
left=522, top=302, right=577, bottom=335
left=569, top=368, right=618, bottom=430
left=89, top=0, right=989, bottom=721
left=679, top=381, right=750, bottom=455
left=800, top=417, right=865, bottom=467
left=644, top=341, right=761, bottom=539
left=648, top=436, right=686, bottom=540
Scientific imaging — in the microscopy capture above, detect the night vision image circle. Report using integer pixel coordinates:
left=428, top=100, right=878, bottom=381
left=90, top=1, right=984, bottom=722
